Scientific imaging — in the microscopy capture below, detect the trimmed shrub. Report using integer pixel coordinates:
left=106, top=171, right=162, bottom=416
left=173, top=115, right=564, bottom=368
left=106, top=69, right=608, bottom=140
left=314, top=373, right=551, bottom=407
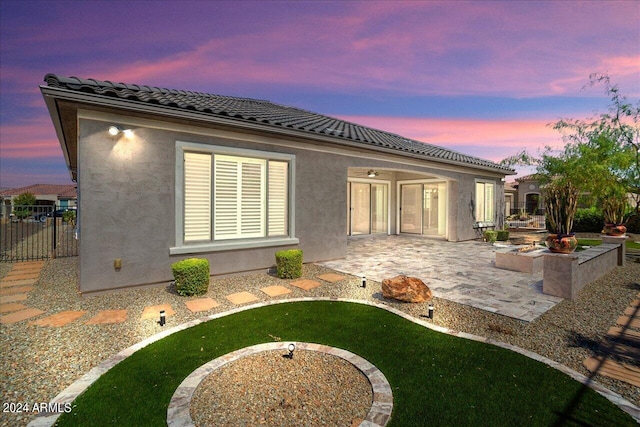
left=496, top=230, right=509, bottom=241
left=275, top=249, right=303, bottom=279
left=171, top=258, right=210, bottom=296
left=572, top=208, right=605, bottom=232
left=483, top=230, right=498, bottom=243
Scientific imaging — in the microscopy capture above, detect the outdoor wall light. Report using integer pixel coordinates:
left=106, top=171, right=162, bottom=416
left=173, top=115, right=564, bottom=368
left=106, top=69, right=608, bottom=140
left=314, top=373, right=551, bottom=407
left=108, top=125, right=133, bottom=137
left=159, top=310, right=166, bottom=327
left=288, top=343, right=296, bottom=359
left=361, top=276, right=367, bottom=288
left=367, top=170, right=378, bottom=178
left=428, top=303, right=434, bottom=319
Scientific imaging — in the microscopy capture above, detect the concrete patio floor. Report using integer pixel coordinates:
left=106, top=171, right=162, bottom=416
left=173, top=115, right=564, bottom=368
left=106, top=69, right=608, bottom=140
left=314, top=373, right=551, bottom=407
left=318, top=234, right=562, bottom=322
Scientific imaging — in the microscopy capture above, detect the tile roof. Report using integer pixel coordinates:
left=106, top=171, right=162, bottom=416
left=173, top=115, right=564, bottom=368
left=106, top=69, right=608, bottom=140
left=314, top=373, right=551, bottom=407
left=0, top=184, right=76, bottom=198
left=43, top=74, right=514, bottom=174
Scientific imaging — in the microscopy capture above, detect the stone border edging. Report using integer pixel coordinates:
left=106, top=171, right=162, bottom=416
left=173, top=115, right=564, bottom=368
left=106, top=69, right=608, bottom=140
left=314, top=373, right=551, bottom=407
left=27, top=297, right=640, bottom=426
left=167, top=342, right=393, bottom=427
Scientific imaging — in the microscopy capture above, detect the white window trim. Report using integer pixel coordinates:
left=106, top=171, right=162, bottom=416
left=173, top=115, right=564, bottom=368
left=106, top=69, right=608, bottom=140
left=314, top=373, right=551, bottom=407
left=171, top=141, right=297, bottom=255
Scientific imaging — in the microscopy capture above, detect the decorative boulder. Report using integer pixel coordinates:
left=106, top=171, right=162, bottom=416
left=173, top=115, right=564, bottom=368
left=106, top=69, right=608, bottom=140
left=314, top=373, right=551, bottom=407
left=382, top=275, right=432, bottom=303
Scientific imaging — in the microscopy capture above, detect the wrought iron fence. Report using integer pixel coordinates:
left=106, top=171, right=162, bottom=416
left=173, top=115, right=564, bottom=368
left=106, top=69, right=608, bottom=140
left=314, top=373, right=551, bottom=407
left=0, top=205, right=78, bottom=262
left=505, top=202, right=546, bottom=229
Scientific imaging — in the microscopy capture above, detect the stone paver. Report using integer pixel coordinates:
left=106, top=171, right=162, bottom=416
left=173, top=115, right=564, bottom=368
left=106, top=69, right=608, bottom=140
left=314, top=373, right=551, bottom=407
left=3, top=272, right=40, bottom=281
left=260, top=285, right=292, bottom=297
left=226, top=291, right=259, bottom=305
left=10, top=261, right=45, bottom=270
left=0, top=303, right=28, bottom=313
left=317, top=273, right=346, bottom=283
left=290, top=279, right=322, bottom=291
left=141, top=304, right=175, bottom=320
left=184, top=298, right=220, bottom=313
left=30, top=311, right=87, bottom=327
left=0, top=278, right=37, bottom=288
left=85, top=310, right=128, bottom=325
left=319, top=235, right=562, bottom=321
left=0, top=294, right=28, bottom=303
left=0, top=285, right=34, bottom=296
left=0, top=308, right=45, bottom=324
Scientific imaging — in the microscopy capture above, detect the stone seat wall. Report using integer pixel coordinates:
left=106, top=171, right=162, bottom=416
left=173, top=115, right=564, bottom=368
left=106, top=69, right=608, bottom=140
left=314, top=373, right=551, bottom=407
left=542, top=235, right=627, bottom=300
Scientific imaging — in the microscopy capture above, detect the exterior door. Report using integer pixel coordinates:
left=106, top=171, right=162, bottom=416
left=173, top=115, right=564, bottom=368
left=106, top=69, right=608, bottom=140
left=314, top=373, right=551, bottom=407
left=350, top=182, right=371, bottom=235
left=400, top=184, right=421, bottom=234
left=348, top=181, right=389, bottom=235
left=401, top=182, right=446, bottom=236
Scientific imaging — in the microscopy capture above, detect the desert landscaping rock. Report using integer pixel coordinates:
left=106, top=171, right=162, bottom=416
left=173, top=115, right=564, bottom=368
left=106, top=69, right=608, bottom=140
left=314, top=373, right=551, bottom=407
left=382, top=275, right=433, bottom=303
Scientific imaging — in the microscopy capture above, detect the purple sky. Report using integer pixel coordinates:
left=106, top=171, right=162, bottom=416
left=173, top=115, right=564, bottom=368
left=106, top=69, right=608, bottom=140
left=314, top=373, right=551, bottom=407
left=1, top=0, right=638, bottom=188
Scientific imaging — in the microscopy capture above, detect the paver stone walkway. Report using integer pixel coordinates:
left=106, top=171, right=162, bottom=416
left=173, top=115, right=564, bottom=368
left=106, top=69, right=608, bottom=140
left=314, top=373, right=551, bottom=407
left=319, top=235, right=561, bottom=321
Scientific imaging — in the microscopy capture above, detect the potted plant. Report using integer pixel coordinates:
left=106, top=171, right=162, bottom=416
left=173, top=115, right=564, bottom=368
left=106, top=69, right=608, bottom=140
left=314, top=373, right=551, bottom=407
left=544, top=178, right=579, bottom=253
left=601, top=192, right=627, bottom=236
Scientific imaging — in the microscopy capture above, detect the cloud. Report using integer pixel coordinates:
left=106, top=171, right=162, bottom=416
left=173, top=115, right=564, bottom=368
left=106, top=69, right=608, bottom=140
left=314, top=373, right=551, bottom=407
left=337, top=115, right=564, bottom=164
left=0, top=118, right=62, bottom=159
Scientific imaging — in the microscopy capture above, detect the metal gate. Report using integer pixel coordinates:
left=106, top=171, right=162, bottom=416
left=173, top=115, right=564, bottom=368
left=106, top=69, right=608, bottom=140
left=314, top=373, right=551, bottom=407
left=0, top=205, right=78, bottom=262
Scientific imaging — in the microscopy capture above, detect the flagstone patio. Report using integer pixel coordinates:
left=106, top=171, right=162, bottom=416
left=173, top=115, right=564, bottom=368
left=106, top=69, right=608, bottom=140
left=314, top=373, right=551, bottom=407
left=319, top=234, right=562, bottom=321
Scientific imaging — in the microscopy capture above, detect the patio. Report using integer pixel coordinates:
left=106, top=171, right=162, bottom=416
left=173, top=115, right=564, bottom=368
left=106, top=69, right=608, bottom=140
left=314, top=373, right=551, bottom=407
left=319, top=234, right=562, bottom=321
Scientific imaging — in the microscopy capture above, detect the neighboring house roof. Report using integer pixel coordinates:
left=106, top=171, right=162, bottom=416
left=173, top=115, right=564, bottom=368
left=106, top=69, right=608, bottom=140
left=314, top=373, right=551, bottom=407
left=504, top=181, right=518, bottom=192
left=41, top=74, right=515, bottom=181
left=0, top=184, right=77, bottom=198
left=515, top=174, right=542, bottom=182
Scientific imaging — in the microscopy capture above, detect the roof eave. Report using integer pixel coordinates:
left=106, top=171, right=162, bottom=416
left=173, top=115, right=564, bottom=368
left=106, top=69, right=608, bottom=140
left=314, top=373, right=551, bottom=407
left=40, top=85, right=515, bottom=177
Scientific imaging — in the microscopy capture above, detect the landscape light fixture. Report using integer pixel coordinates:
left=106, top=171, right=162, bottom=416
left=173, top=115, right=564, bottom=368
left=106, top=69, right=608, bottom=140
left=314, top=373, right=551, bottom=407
left=361, top=276, right=367, bottom=288
left=159, top=310, right=166, bottom=327
left=288, top=343, right=296, bottom=359
left=367, top=170, right=378, bottom=178
left=428, top=303, right=434, bottom=319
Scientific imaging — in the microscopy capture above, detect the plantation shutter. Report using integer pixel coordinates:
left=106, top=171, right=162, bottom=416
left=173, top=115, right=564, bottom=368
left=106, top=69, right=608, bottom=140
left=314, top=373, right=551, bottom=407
left=214, top=155, right=265, bottom=239
left=485, top=183, right=495, bottom=222
left=268, top=161, right=288, bottom=236
left=475, top=182, right=485, bottom=221
left=240, top=160, right=265, bottom=237
left=184, top=152, right=211, bottom=242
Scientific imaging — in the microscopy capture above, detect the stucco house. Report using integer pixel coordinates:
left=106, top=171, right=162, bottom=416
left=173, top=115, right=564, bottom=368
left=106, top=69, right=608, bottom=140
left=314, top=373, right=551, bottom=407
left=0, top=183, right=77, bottom=221
left=41, top=74, right=514, bottom=294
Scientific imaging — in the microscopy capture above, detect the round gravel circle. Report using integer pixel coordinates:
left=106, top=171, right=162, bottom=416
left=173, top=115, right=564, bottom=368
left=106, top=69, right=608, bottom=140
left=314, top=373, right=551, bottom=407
left=190, top=349, right=373, bottom=426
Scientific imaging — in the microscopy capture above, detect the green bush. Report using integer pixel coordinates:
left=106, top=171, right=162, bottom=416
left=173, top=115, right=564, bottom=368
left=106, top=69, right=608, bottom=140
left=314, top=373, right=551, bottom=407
left=483, top=230, right=497, bottom=243
left=275, top=249, right=303, bottom=279
left=496, top=230, right=509, bottom=241
left=62, top=210, right=76, bottom=224
left=171, top=258, right=210, bottom=296
left=572, top=207, right=605, bottom=232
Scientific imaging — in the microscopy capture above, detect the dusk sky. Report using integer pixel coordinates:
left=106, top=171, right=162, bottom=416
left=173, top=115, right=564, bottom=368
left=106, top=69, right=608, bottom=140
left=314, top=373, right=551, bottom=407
left=1, top=0, right=638, bottom=188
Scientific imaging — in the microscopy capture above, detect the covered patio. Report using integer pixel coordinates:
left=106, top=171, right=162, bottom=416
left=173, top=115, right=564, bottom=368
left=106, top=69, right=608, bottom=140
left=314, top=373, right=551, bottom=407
left=319, top=234, right=562, bottom=321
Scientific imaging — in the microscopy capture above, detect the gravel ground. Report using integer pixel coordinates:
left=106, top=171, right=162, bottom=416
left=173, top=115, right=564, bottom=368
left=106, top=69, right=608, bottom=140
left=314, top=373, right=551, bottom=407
left=1, top=239, right=639, bottom=426
left=190, top=350, right=371, bottom=427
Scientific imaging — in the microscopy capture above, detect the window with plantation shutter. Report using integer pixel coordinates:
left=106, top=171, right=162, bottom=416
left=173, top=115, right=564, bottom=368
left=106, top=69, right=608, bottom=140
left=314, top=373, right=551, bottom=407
left=214, top=155, right=265, bottom=239
left=174, top=142, right=296, bottom=254
left=475, top=181, right=495, bottom=222
left=268, top=161, right=288, bottom=236
left=184, top=152, right=211, bottom=242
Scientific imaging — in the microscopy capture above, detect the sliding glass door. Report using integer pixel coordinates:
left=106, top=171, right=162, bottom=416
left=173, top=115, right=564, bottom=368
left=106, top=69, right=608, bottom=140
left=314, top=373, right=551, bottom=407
left=400, top=182, right=447, bottom=236
left=348, top=181, right=388, bottom=235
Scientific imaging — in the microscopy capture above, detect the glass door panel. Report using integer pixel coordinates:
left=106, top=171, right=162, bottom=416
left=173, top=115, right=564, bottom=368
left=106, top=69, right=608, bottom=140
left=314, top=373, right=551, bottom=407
left=400, top=184, right=421, bottom=234
left=423, top=183, right=446, bottom=235
left=351, top=182, right=371, bottom=235
left=371, top=184, right=388, bottom=234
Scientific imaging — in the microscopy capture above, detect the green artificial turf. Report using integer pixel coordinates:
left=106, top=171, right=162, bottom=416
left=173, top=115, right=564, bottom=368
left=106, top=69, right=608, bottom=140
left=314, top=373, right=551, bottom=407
left=56, top=301, right=635, bottom=426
